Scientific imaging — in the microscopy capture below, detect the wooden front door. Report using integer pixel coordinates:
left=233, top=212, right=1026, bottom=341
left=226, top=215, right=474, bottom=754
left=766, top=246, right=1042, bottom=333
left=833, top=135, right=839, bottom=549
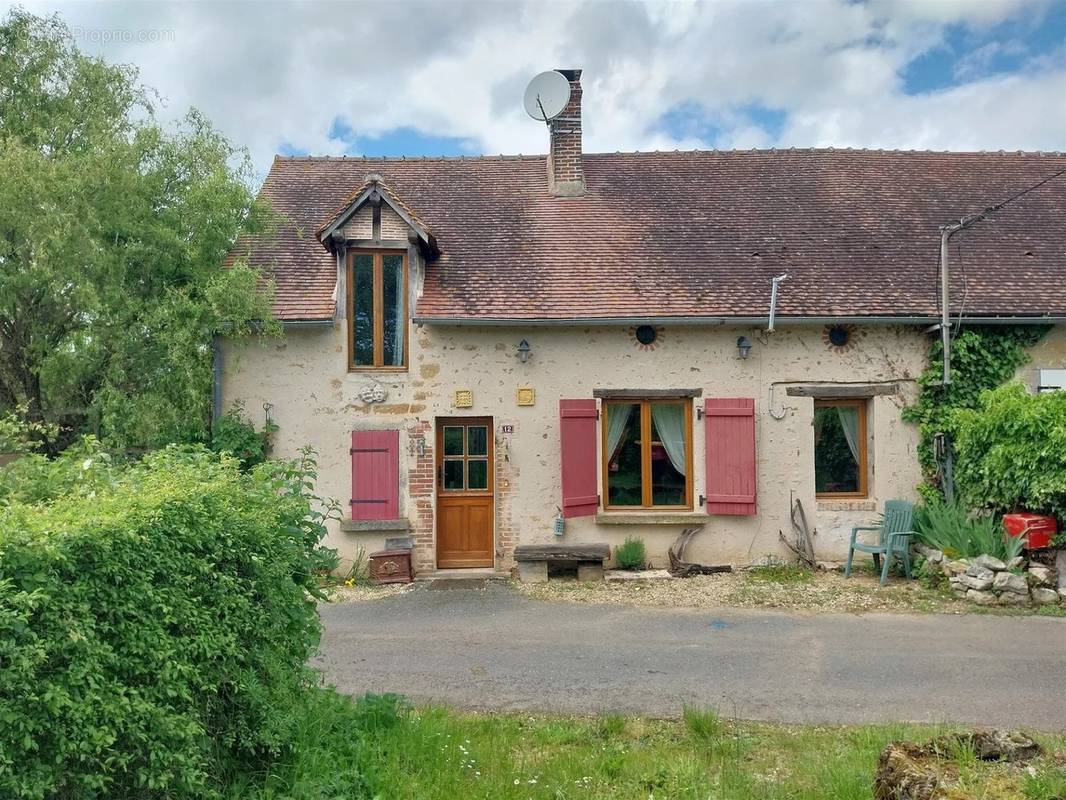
left=436, top=418, right=494, bottom=568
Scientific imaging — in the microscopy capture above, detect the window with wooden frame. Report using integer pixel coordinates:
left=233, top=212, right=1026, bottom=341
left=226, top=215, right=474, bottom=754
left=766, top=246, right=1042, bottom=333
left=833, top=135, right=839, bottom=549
left=601, top=399, right=693, bottom=509
left=347, top=249, right=408, bottom=370
left=813, top=399, right=868, bottom=497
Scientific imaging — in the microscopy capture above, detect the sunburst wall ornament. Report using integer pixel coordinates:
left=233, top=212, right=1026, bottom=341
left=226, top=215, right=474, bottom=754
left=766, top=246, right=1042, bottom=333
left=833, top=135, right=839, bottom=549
left=823, top=324, right=861, bottom=352
left=631, top=324, right=664, bottom=351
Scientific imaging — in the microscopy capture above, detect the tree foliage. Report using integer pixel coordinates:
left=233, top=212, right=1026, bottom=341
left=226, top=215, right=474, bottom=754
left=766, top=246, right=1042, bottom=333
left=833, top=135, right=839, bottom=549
left=0, top=10, right=277, bottom=451
left=0, top=446, right=337, bottom=799
left=901, top=326, right=1049, bottom=491
left=952, top=381, right=1066, bottom=521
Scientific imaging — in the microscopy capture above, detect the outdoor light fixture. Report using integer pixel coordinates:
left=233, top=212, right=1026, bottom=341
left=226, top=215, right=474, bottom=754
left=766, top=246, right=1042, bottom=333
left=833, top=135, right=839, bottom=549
left=517, top=339, right=532, bottom=363
left=736, top=336, right=752, bottom=359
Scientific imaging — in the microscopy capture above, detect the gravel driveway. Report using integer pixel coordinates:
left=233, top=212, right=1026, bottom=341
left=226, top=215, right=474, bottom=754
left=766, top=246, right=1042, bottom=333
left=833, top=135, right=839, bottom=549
left=315, top=581, right=1066, bottom=729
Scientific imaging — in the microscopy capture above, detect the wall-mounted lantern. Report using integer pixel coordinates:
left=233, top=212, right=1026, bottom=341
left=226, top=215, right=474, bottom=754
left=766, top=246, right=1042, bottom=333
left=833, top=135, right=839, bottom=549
left=517, top=339, right=532, bottom=363
left=736, top=336, right=752, bottom=359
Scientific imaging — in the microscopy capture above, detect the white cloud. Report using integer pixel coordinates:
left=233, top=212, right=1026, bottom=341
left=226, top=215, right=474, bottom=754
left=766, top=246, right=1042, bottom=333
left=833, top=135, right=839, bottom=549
left=9, top=0, right=1066, bottom=179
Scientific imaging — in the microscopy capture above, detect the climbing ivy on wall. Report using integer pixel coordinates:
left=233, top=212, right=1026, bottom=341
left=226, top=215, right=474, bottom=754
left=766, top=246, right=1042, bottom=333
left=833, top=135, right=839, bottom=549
left=902, top=325, right=1050, bottom=493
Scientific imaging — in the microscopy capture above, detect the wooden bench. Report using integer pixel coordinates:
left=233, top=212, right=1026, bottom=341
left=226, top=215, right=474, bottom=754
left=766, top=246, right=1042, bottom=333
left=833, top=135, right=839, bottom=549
left=513, top=543, right=610, bottom=583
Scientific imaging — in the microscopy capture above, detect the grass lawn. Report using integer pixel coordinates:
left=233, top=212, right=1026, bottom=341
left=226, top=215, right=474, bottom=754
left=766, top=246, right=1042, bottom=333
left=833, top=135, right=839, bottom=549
left=226, top=688, right=1066, bottom=800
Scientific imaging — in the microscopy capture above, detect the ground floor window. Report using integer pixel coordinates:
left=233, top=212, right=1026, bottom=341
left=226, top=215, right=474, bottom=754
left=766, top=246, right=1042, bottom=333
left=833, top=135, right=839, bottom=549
left=602, top=399, right=692, bottom=509
left=814, top=399, right=867, bottom=497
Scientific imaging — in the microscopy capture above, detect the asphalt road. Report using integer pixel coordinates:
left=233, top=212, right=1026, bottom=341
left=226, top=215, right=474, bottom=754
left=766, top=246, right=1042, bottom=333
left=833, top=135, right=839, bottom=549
left=315, top=581, right=1066, bottom=730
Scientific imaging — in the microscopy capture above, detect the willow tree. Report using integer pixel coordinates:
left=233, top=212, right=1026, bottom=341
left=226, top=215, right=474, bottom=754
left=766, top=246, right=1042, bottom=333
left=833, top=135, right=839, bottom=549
left=0, top=10, right=275, bottom=450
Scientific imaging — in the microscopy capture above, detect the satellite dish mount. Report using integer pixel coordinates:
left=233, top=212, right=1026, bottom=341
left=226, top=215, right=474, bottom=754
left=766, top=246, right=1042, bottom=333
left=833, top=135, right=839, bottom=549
left=523, top=71, right=572, bottom=126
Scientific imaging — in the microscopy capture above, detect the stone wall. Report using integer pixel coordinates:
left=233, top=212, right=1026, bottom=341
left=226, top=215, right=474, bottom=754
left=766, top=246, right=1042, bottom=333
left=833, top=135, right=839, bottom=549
left=918, top=546, right=1063, bottom=607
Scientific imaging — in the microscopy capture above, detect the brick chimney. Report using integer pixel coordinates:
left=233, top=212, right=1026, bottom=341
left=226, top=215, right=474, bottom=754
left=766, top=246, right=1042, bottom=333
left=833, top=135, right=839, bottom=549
left=547, top=69, right=586, bottom=197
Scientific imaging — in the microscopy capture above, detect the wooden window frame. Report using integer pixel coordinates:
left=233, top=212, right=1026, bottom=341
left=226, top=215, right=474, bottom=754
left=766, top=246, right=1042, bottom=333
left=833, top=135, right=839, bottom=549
left=814, top=398, right=868, bottom=499
left=436, top=418, right=494, bottom=497
left=601, top=398, right=694, bottom=511
left=347, top=248, right=408, bottom=372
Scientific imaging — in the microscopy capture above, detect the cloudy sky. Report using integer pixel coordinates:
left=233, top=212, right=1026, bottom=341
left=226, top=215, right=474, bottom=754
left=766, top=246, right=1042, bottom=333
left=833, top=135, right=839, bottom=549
left=11, top=0, right=1066, bottom=180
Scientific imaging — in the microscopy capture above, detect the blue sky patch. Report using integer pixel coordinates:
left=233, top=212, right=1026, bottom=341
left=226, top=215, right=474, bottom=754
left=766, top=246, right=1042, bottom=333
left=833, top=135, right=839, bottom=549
left=327, top=117, right=478, bottom=157
left=658, top=102, right=787, bottom=146
left=902, top=6, right=1066, bottom=94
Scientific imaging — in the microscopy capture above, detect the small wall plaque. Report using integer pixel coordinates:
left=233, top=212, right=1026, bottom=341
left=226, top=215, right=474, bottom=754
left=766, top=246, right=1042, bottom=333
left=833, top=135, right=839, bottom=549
left=454, top=389, right=473, bottom=408
left=500, top=424, right=514, bottom=434
left=516, top=387, right=535, bottom=407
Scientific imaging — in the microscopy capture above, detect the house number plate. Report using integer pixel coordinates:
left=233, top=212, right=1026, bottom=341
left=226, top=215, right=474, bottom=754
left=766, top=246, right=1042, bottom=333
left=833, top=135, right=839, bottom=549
left=500, top=424, right=514, bottom=434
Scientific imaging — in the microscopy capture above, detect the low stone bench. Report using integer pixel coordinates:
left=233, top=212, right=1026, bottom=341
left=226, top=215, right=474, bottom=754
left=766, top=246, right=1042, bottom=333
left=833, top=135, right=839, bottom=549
left=513, top=543, right=610, bottom=583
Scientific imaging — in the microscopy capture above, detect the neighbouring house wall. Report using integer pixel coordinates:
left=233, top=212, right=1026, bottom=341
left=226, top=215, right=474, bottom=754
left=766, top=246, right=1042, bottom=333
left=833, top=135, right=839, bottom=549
left=1017, top=325, right=1066, bottom=390
left=221, top=319, right=945, bottom=574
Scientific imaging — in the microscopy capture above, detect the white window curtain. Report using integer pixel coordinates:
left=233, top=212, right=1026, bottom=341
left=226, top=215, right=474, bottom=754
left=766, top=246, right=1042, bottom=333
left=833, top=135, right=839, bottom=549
left=605, top=403, right=635, bottom=463
left=836, top=406, right=860, bottom=465
left=650, top=403, right=687, bottom=476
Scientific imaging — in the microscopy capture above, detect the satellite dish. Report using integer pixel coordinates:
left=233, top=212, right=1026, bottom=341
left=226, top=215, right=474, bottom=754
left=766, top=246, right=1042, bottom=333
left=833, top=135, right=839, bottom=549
left=523, top=71, right=571, bottom=122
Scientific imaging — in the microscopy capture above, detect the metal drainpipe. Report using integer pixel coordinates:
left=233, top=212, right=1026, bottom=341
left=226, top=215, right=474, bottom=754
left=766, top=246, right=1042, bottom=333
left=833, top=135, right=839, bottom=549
left=767, top=273, right=788, bottom=332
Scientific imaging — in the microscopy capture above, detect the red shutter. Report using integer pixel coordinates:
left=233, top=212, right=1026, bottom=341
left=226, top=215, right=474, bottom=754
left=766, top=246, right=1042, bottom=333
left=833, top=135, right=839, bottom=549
left=350, top=430, right=400, bottom=520
left=560, top=399, right=598, bottom=518
left=704, top=398, right=757, bottom=516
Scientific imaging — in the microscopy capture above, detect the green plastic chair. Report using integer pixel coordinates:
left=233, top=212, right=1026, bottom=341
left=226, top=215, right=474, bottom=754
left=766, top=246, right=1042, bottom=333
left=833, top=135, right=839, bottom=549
left=844, top=500, right=915, bottom=586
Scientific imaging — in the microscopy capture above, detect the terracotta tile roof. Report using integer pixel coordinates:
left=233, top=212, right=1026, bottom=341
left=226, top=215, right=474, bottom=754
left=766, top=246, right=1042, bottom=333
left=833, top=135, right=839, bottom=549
left=232, top=149, right=1066, bottom=322
left=314, top=172, right=434, bottom=243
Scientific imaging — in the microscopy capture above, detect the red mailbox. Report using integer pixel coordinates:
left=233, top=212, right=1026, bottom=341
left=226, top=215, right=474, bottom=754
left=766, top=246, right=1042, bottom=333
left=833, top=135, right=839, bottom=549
left=1003, top=513, right=1057, bottom=550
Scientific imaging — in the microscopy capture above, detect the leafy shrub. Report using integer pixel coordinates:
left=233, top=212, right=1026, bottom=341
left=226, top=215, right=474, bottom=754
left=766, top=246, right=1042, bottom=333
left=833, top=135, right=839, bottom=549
left=682, top=705, right=722, bottom=741
left=614, top=537, right=647, bottom=570
left=0, top=405, right=58, bottom=454
left=902, top=327, right=1048, bottom=489
left=952, top=381, right=1066, bottom=523
left=0, top=446, right=335, bottom=799
left=0, top=436, right=119, bottom=507
left=210, top=401, right=278, bottom=470
left=914, top=497, right=1023, bottom=562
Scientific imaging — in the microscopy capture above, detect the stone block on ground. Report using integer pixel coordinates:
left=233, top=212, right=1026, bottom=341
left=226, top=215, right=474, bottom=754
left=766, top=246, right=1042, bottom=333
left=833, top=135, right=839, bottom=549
left=1032, top=587, right=1060, bottom=605
left=942, top=559, right=969, bottom=576
left=964, top=564, right=994, bottom=579
left=1027, top=565, right=1054, bottom=587
left=915, top=545, right=943, bottom=563
left=992, top=571, right=1028, bottom=594
left=973, top=554, right=1007, bottom=572
left=1006, top=556, right=1025, bottom=570
left=957, top=573, right=993, bottom=592
left=874, top=729, right=1042, bottom=800
left=966, top=589, right=996, bottom=606
left=605, top=569, right=672, bottom=582
left=995, top=590, right=1030, bottom=606
left=1057, top=550, right=1066, bottom=589
left=516, top=560, right=548, bottom=583
left=577, top=561, right=604, bottom=582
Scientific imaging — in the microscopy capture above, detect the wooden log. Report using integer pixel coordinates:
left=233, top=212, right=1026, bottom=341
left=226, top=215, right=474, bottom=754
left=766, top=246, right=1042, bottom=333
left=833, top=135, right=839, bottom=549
left=513, top=543, right=610, bottom=562
left=785, top=383, right=898, bottom=398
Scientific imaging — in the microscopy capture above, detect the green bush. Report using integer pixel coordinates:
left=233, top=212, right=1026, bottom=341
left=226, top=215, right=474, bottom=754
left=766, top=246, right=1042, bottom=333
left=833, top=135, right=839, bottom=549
left=614, top=537, right=647, bottom=570
left=952, top=381, right=1066, bottom=523
left=0, top=446, right=336, bottom=799
left=210, top=401, right=278, bottom=470
left=913, top=497, right=1023, bottom=562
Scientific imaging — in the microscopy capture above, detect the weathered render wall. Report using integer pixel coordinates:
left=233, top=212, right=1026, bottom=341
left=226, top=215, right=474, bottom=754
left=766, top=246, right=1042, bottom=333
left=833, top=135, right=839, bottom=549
left=1018, top=325, right=1066, bottom=389
left=222, top=320, right=939, bottom=573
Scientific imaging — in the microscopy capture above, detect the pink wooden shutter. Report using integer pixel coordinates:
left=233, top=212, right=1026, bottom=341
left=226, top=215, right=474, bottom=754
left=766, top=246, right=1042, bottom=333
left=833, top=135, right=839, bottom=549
left=704, top=398, right=757, bottom=516
left=559, top=399, right=598, bottom=518
left=350, top=430, right=400, bottom=520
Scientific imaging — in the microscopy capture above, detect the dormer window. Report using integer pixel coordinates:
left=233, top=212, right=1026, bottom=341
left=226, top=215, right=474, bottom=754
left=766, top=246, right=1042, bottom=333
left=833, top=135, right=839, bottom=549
left=348, top=249, right=407, bottom=370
